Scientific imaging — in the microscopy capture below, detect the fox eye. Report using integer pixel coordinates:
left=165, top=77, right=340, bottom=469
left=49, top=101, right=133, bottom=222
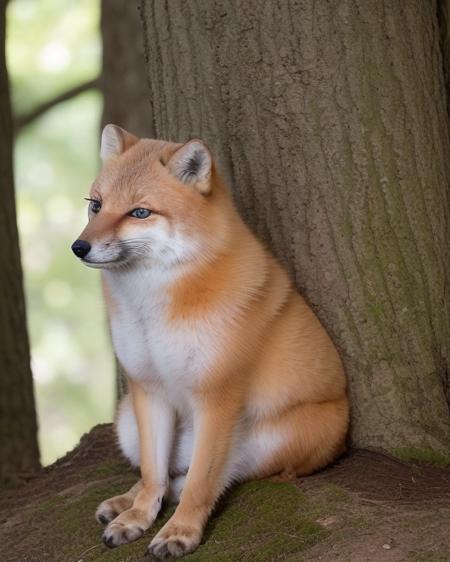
left=129, top=208, right=152, bottom=219
left=86, top=199, right=101, bottom=214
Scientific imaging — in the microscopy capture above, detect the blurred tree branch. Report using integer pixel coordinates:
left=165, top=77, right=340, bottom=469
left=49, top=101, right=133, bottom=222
left=14, top=77, right=100, bottom=132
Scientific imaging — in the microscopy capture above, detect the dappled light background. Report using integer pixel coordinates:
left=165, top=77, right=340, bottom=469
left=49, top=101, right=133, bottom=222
left=7, top=0, right=114, bottom=465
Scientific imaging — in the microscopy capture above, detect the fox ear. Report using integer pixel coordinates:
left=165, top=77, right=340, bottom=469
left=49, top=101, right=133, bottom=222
left=167, top=140, right=212, bottom=194
left=100, top=124, right=138, bottom=162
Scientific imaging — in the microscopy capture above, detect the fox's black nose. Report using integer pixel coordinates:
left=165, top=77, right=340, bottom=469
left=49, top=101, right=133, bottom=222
left=71, top=239, right=91, bottom=258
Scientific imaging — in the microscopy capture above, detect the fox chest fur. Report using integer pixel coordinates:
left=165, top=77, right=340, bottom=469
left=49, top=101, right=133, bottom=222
left=104, top=268, right=215, bottom=412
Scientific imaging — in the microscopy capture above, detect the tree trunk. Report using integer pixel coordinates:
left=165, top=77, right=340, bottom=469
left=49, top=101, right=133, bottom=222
left=139, top=0, right=450, bottom=456
left=0, top=2, right=40, bottom=481
left=100, top=0, right=153, bottom=138
left=438, top=0, right=450, bottom=113
left=100, top=0, right=154, bottom=399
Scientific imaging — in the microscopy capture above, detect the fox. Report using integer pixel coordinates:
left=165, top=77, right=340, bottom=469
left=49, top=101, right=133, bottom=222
left=71, top=124, right=349, bottom=559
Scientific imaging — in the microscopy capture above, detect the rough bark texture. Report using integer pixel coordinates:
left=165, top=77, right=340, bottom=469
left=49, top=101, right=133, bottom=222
left=100, top=0, right=154, bottom=399
left=139, top=0, right=450, bottom=455
left=0, top=2, right=40, bottom=481
left=438, top=0, right=450, bottom=112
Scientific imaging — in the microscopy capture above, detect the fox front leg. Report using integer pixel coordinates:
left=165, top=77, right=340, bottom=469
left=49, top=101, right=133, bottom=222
left=103, top=379, right=175, bottom=548
left=149, top=391, right=241, bottom=559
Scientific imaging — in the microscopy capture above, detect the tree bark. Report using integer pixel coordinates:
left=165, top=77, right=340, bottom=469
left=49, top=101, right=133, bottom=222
left=0, top=2, right=40, bottom=481
left=438, top=0, right=450, bottom=113
left=139, top=0, right=450, bottom=455
left=100, top=0, right=154, bottom=399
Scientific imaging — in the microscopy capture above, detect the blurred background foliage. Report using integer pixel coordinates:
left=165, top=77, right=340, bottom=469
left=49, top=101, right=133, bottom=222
left=6, top=0, right=114, bottom=466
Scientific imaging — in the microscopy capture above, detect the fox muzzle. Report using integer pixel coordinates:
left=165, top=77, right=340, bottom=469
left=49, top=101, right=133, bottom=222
left=71, top=239, right=91, bottom=259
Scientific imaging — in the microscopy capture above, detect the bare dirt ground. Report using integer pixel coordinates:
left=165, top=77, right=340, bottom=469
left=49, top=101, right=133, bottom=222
left=1, top=425, right=449, bottom=562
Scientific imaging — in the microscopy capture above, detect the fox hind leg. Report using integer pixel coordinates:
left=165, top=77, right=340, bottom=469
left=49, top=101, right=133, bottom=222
left=243, top=397, right=349, bottom=480
left=220, top=396, right=349, bottom=488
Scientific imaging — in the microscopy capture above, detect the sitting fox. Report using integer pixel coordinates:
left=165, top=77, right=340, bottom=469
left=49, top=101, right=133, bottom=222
left=71, top=124, right=349, bottom=559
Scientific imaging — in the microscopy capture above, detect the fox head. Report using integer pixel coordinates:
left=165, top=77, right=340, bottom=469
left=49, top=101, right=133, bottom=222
left=71, top=125, right=232, bottom=271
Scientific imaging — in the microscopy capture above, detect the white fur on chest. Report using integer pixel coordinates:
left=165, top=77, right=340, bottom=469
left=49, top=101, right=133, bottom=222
left=104, top=268, right=215, bottom=412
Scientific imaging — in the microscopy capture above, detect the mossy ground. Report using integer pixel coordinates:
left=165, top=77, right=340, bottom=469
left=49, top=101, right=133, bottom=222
left=2, top=426, right=450, bottom=562
left=12, top=471, right=331, bottom=562
left=392, top=447, right=450, bottom=468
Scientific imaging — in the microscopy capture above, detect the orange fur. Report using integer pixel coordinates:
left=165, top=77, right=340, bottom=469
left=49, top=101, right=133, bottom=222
left=76, top=125, right=349, bottom=558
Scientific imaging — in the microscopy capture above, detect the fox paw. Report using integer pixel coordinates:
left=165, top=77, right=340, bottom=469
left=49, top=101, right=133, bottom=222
left=102, top=508, right=148, bottom=548
left=96, top=502, right=119, bottom=525
left=95, top=495, right=134, bottom=525
left=149, top=522, right=202, bottom=559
